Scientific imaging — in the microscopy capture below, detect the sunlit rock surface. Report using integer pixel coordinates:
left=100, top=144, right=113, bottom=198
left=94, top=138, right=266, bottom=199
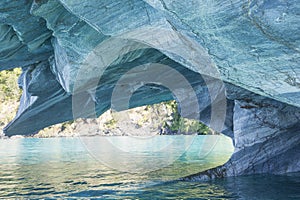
left=1, top=0, right=299, bottom=177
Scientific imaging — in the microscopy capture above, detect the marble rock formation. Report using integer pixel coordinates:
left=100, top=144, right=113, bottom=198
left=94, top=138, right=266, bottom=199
left=0, top=0, right=299, bottom=178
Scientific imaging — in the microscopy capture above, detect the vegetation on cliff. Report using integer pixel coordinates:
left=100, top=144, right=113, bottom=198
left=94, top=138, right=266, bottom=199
left=0, top=68, right=22, bottom=134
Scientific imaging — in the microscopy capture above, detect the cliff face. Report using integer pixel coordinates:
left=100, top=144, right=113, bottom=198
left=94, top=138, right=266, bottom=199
left=184, top=97, right=300, bottom=180
left=0, top=0, right=299, bottom=177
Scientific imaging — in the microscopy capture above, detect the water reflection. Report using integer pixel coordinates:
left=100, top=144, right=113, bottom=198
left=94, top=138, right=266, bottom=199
left=0, top=136, right=297, bottom=199
left=134, top=173, right=300, bottom=199
left=80, top=135, right=233, bottom=177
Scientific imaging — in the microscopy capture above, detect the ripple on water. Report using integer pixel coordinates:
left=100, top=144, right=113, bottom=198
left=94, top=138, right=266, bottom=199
left=0, top=137, right=299, bottom=199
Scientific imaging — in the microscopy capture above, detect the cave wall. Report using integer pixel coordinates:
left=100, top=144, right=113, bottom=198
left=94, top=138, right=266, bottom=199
left=0, top=0, right=299, bottom=177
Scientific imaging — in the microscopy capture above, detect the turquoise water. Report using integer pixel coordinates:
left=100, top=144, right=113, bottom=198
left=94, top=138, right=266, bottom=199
left=0, top=136, right=299, bottom=199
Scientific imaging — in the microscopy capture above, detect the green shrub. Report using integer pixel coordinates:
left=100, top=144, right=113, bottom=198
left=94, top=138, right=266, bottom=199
left=162, top=100, right=213, bottom=135
left=0, top=68, right=22, bottom=132
left=0, top=68, right=22, bottom=102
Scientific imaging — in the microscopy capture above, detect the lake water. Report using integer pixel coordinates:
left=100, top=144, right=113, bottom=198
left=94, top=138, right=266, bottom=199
left=0, top=136, right=299, bottom=199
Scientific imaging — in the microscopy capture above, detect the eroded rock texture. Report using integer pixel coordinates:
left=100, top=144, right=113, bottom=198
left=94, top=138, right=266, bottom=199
left=0, top=0, right=299, bottom=177
left=184, top=96, right=300, bottom=180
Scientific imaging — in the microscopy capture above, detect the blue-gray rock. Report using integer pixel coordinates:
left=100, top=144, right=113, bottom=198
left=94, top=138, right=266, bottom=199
left=1, top=0, right=299, bottom=177
left=0, top=0, right=53, bottom=69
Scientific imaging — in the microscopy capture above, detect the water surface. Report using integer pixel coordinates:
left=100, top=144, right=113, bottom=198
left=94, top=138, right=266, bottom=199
left=0, top=136, right=299, bottom=199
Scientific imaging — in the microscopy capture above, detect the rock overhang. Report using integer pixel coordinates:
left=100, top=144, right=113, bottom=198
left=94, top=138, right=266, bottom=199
left=1, top=0, right=300, bottom=178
